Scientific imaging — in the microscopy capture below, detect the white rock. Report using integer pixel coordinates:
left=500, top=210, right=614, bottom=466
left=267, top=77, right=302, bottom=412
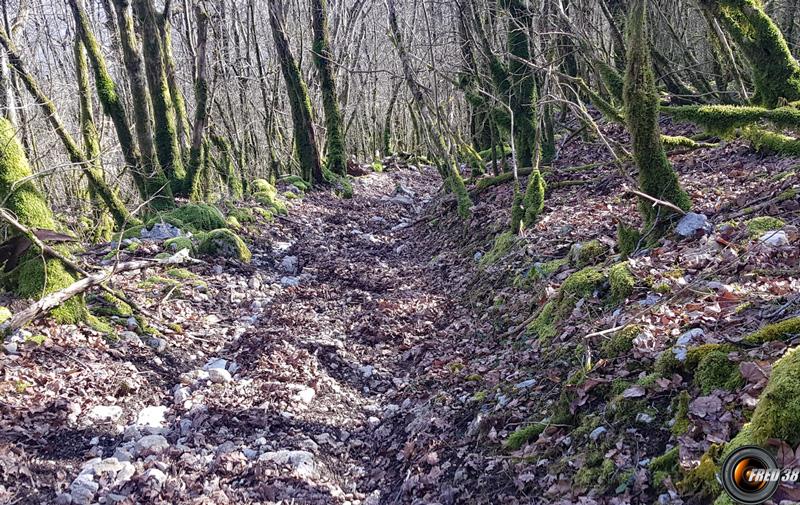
left=281, top=255, right=299, bottom=274
left=88, top=405, right=123, bottom=423
left=69, top=474, right=98, bottom=505
left=135, top=434, right=169, bottom=456
left=55, top=492, right=72, bottom=504
left=143, top=468, right=167, bottom=488
left=359, top=365, right=374, bottom=378
left=205, top=358, right=228, bottom=370
left=126, top=317, right=139, bottom=330
left=208, top=368, right=233, bottom=384
left=146, top=337, right=167, bottom=352
left=115, top=462, right=136, bottom=484
left=280, top=276, right=300, bottom=287
left=589, top=426, right=607, bottom=441
left=136, top=405, right=168, bottom=433
left=293, top=386, right=315, bottom=405
left=676, top=212, right=713, bottom=237
left=513, top=379, right=537, bottom=390
left=759, top=230, right=789, bottom=247
left=248, top=276, right=262, bottom=290
left=636, top=412, right=655, bottom=424
left=259, top=450, right=317, bottom=479
left=367, top=416, right=381, bottom=427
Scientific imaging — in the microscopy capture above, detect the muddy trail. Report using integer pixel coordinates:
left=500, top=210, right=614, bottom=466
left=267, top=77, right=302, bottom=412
left=0, top=166, right=479, bottom=505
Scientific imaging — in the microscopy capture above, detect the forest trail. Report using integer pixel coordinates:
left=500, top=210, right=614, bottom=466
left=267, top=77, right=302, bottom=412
left=1, top=165, right=474, bottom=505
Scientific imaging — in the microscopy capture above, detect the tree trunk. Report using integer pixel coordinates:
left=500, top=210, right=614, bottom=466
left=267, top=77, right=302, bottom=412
left=0, top=24, right=134, bottom=227
left=68, top=0, right=174, bottom=211
left=624, top=0, right=690, bottom=236
left=159, top=0, right=190, bottom=156
left=700, top=0, right=800, bottom=107
left=133, top=0, right=186, bottom=190
left=310, top=0, right=347, bottom=176
left=268, top=0, right=324, bottom=184
left=186, top=4, right=210, bottom=201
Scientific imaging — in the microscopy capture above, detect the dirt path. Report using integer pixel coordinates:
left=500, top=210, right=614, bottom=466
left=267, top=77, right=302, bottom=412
left=0, top=166, right=473, bottom=505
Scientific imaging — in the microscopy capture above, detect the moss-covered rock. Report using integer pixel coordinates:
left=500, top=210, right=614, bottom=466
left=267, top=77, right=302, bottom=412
left=680, top=445, right=723, bottom=500
left=742, top=316, right=800, bottom=344
left=650, top=446, right=680, bottom=490
left=167, top=203, right=226, bottom=231
left=0, top=306, right=11, bottom=324
left=528, top=301, right=558, bottom=341
left=570, top=239, right=608, bottom=268
left=251, top=178, right=276, bottom=193
left=608, top=262, right=635, bottom=304
left=228, top=207, right=255, bottom=223
left=558, top=267, right=606, bottom=315
left=685, top=343, right=736, bottom=371
left=602, top=325, right=641, bottom=358
left=745, top=216, right=785, bottom=236
left=164, top=236, right=194, bottom=253
left=253, top=191, right=288, bottom=216
left=672, top=391, right=691, bottom=436
left=254, top=207, right=275, bottom=221
left=197, top=229, right=252, bottom=263
left=279, top=175, right=310, bottom=192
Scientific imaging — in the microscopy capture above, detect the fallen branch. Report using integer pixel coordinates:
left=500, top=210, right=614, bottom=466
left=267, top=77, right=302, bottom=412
left=623, top=187, right=688, bottom=216
left=2, top=249, right=195, bottom=332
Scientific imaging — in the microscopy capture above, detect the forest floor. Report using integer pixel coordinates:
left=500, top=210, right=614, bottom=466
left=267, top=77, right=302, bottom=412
left=1, top=118, right=799, bottom=505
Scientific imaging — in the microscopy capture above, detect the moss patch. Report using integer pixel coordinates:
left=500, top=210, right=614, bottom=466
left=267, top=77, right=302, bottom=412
left=504, top=421, right=547, bottom=450
left=167, top=203, right=226, bottom=231
left=197, top=229, right=252, bottom=263
left=608, top=262, right=635, bottom=304
left=164, top=236, right=193, bottom=253
left=745, top=216, right=785, bottom=236
left=694, top=350, right=744, bottom=394
left=571, top=239, right=608, bottom=268
left=602, top=325, right=641, bottom=358
left=479, top=231, right=517, bottom=267
left=742, top=317, right=800, bottom=344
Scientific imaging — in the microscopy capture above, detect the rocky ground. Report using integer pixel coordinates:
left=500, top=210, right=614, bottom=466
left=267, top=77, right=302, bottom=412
left=1, top=119, right=799, bottom=505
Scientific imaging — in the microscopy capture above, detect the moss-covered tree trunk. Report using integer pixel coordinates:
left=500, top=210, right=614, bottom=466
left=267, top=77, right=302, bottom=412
left=0, top=118, right=86, bottom=323
left=158, top=3, right=190, bottom=155
left=268, top=1, right=324, bottom=184
left=700, top=0, right=800, bottom=107
left=186, top=4, right=210, bottom=201
left=69, top=0, right=174, bottom=211
left=132, top=0, right=186, bottom=191
left=74, top=36, right=113, bottom=242
left=506, top=0, right=536, bottom=169
left=624, top=0, right=690, bottom=235
left=210, top=134, right=244, bottom=199
left=0, top=24, right=133, bottom=228
left=310, top=0, right=346, bottom=177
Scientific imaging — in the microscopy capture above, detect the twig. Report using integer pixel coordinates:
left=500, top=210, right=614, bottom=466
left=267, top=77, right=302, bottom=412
left=623, top=187, right=687, bottom=216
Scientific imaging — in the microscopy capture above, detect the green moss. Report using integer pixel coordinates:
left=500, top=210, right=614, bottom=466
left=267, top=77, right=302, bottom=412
left=679, top=445, right=723, bottom=500
left=558, top=267, right=606, bottom=315
left=672, top=391, right=691, bottom=436
left=694, top=350, right=744, bottom=394
left=596, top=59, right=624, bottom=102
left=140, top=275, right=180, bottom=290
left=649, top=446, right=679, bottom=485
left=479, top=231, right=517, bottom=267
left=371, top=160, right=384, bottom=173
left=253, top=207, right=275, bottom=221
left=742, top=316, right=800, bottom=344
left=323, top=168, right=354, bottom=199
left=88, top=292, right=133, bottom=318
left=120, top=225, right=145, bottom=240
left=167, top=203, right=226, bottom=231
left=449, top=173, right=472, bottom=219
left=228, top=207, right=255, bottom=223
left=574, top=454, right=616, bottom=490
left=504, top=421, right=547, bottom=450
left=279, top=175, right=311, bottom=192
left=528, top=301, right=558, bottom=341
left=510, top=182, right=524, bottom=234
left=252, top=178, right=276, bottom=194
left=572, top=240, right=608, bottom=268
left=283, top=191, right=299, bottom=200
left=617, top=221, right=642, bottom=259
left=0, top=306, right=10, bottom=323
left=653, top=282, right=671, bottom=294
left=745, top=215, right=785, bottom=236
left=521, top=168, right=545, bottom=227
left=623, top=0, right=691, bottom=234
left=685, top=343, right=736, bottom=371
left=602, top=325, right=641, bottom=358
left=661, top=135, right=700, bottom=149
left=166, top=268, right=197, bottom=280
left=145, top=214, right=186, bottom=231
left=226, top=216, right=242, bottom=229
left=746, top=128, right=800, bottom=156
left=253, top=191, right=288, bottom=215
left=164, top=236, right=193, bottom=253
left=654, top=348, right=682, bottom=376
left=197, top=229, right=252, bottom=263
left=608, top=262, right=635, bottom=304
